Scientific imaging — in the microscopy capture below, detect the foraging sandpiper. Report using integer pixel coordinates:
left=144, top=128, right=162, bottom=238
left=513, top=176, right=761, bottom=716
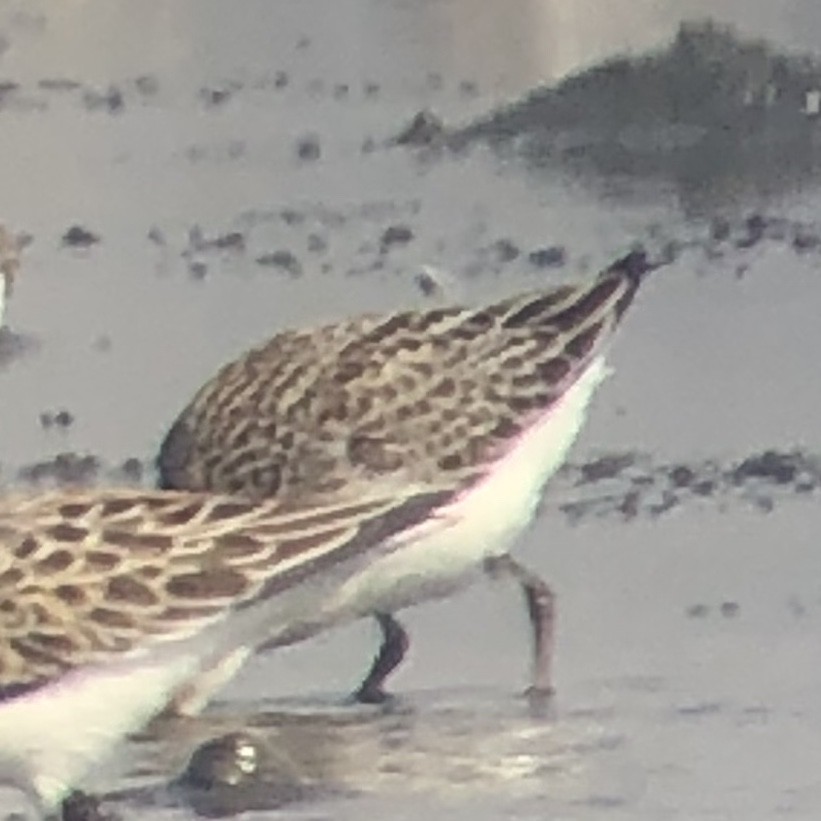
left=0, top=486, right=442, bottom=815
left=157, top=251, right=653, bottom=706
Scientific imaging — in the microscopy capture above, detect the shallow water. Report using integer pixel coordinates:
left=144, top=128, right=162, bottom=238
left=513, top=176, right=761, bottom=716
left=2, top=2, right=821, bottom=819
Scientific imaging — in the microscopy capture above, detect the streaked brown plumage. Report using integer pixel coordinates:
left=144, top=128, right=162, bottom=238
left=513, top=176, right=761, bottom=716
left=159, top=252, right=643, bottom=499
left=0, top=487, right=445, bottom=697
left=0, top=485, right=447, bottom=811
left=157, top=251, right=652, bottom=704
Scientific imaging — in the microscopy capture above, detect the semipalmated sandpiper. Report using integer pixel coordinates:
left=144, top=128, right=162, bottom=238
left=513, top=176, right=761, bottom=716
left=0, top=486, right=444, bottom=815
left=158, top=251, right=653, bottom=706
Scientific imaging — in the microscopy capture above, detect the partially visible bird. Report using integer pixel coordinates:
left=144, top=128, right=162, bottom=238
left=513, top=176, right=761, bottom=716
left=156, top=250, right=655, bottom=708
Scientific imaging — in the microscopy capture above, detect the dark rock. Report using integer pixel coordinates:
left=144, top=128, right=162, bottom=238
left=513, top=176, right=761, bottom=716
left=792, top=228, right=820, bottom=252
left=176, top=731, right=306, bottom=816
left=256, top=250, right=302, bottom=276
left=62, top=225, right=100, bottom=248
left=18, top=452, right=101, bottom=487
left=618, top=490, right=640, bottom=519
left=200, top=86, right=233, bottom=107
left=82, top=85, right=124, bottom=114
left=579, top=453, right=634, bottom=483
left=279, top=208, right=305, bottom=225
left=119, top=457, right=144, bottom=483
left=133, top=74, right=159, bottom=96
left=686, top=604, right=709, bottom=618
left=736, top=213, right=767, bottom=249
left=306, top=233, right=327, bottom=253
left=53, top=409, right=74, bottom=428
left=188, top=261, right=208, bottom=280
left=720, top=601, right=740, bottom=618
left=273, top=71, right=289, bottom=89
left=295, top=134, right=321, bottom=161
left=691, top=479, right=716, bottom=496
left=710, top=217, right=731, bottom=242
left=733, top=450, right=798, bottom=485
left=181, top=733, right=260, bottom=790
left=492, top=238, right=520, bottom=263
left=393, top=110, right=446, bottom=147
left=280, top=208, right=304, bottom=226
left=211, top=231, right=245, bottom=251
left=414, top=269, right=443, bottom=298
left=528, top=246, right=566, bottom=268
left=186, top=229, right=244, bottom=255
left=669, top=464, right=695, bottom=488
left=147, top=226, right=165, bottom=246
left=380, top=224, right=414, bottom=251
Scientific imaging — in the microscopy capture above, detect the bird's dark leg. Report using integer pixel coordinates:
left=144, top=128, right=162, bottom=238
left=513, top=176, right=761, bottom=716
left=353, top=613, right=410, bottom=704
left=484, top=554, right=556, bottom=700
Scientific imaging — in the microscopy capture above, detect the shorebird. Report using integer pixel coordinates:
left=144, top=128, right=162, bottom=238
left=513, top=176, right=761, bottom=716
left=0, top=225, right=21, bottom=329
left=0, top=486, right=444, bottom=816
left=157, top=251, right=653, bottom=707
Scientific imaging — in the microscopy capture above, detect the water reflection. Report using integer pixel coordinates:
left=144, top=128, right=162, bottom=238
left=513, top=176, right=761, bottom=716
left=120, top=694, right=627, bottom=816
left=444, top=21, right=821, bottom=214
left=5, top=1, right=821, bottom=98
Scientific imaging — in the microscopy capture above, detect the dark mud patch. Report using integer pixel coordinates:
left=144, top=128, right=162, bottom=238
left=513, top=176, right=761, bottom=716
left=555, top=447, right=821, bottom=522
left=401, top=21, right=821, bottom=213
left=62, top=224, right=101, bottom=248
left=0, top=328, right=39, bottom=369
left=6, top=452, right=146, bottom=490
left=255, top=249, right=302, bottom=276
left=390, top=110, right=447, bottom=148
left=5, top=448, right=818, bottom=525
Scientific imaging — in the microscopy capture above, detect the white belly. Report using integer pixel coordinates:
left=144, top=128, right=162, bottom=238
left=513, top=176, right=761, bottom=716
left=323, top=356, right=610, bottom=618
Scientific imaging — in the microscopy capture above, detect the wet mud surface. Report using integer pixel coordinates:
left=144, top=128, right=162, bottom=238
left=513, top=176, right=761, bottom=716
left=2, top=4, right=821, bottom=820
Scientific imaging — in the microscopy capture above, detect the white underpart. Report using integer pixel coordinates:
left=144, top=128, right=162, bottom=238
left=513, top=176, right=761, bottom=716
left=0, top=649, right=199, bottom=811
left=329, top=355, right=611, bottom=616
left=0, top=595, right=316, bottom=810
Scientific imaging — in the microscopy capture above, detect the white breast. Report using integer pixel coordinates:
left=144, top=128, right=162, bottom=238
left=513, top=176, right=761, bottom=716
left=328, top=356, right=610, bottom=616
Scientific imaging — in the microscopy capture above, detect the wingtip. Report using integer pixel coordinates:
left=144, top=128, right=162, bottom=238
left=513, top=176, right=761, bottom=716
left=604, top=247, right=659, bottom=286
